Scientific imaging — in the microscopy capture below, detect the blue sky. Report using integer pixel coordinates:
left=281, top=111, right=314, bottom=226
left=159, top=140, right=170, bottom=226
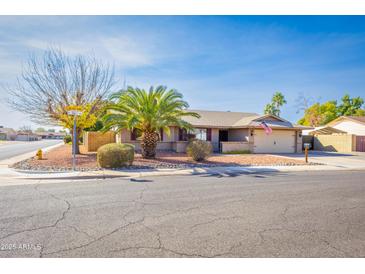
left=1, top=16, right=365, bottom=129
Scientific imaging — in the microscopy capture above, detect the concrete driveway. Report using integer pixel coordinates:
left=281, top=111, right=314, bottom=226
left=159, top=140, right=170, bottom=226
left=278, top=151, right=365, bottom=169
left=0, top=170, right=364, bottom=258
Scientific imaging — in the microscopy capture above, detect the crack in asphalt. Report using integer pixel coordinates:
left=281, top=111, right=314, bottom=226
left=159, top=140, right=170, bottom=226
left=42, top=184, right=150, bottom=257
left=2, top=176, right=364, bottom=258
left=66, top=225, right=96, bottom=240
left=0, top=182, right=71, bottom=242
left=189, top=215, right=246, bottom=232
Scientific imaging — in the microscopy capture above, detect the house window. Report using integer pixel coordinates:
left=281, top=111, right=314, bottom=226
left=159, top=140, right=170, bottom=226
left=179, top=128, right=211, bottom=141
left=193, top=128, right=207, bottom=141
left=178, top=128, right=188, bottom=141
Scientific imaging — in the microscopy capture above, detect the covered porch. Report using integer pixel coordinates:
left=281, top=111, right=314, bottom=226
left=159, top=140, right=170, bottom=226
left=217, top=128, right=252, bottom=153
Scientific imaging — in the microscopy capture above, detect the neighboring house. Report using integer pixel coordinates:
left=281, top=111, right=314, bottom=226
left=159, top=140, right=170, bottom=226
left=116, top=110, right=308, bottom=153
left=15, top=131, right=41, bottom=141
left=326, top=116, right=365, bottom=135
left=36, top=132, right=66, bottom=139
left=0, top=126, right=17, bottom=140
left=303, top=116, right=365, bottom=152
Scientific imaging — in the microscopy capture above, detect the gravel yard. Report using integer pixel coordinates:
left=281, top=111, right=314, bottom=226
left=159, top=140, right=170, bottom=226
left=11, top=144, right=314, bottom=171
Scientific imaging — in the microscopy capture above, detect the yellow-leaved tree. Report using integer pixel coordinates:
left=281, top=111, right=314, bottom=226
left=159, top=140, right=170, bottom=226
left=59, top=104, right=98, bottom=154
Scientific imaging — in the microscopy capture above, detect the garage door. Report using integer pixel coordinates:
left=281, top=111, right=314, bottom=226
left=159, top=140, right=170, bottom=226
left=254, top=129, right=296, bottom=153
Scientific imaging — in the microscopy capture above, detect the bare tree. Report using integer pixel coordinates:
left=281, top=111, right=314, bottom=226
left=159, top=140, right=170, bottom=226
left=8, top=48, right=115, bottom=154
left=295, top=93, right=315, bottom=114
left=18, top=125, right=33, bottom=133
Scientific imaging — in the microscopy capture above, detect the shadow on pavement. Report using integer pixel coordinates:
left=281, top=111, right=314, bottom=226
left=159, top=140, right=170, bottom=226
left=23, top=174, right=129, bottom=180
left=195, top=168, right=289, bottom=179
left=130, top=178, right=154, bottom=182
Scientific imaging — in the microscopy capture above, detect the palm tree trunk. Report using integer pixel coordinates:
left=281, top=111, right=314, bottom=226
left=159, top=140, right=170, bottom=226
left=141, top=131, right=158, bottom=158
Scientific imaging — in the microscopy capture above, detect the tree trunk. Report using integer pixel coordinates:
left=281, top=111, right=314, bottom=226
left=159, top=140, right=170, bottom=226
left=141, top=131, right=158, bottom=158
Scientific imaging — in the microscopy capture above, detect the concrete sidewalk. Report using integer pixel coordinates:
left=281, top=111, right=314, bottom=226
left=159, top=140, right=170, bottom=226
left=0, top=162, right=355, bottom=186
left=1, top=149, right=365, bottom=184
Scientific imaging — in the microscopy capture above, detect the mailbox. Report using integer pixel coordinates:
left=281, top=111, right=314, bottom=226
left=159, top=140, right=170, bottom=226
left=303, top=143, right=311, bottom=149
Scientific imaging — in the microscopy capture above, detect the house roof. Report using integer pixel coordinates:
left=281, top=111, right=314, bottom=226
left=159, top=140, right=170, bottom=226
left=35, top=132, right=66, bottom=136
left=327, top=116, right=365, bottom=127
left=303, top=126, right=348, bottom=135
left=182, top=110, right=259, bottom=128
left=182, top=110, right=311, bottom=129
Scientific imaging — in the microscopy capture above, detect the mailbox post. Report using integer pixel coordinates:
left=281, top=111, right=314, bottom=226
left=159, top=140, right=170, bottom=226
left=303, top=143, right=311, bottom=163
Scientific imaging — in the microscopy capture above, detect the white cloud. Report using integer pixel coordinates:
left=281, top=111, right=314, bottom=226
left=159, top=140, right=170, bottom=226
left=22, top=35, right=155, bottom=69
left=100, top=36, right=153, bottom=67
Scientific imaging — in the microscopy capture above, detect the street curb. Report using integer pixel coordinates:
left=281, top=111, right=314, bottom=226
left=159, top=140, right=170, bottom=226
left=8, top=164, right=359, bottom=181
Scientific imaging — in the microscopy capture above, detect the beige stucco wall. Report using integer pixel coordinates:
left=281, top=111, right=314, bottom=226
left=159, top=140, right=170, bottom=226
left=332, top=121, right=365, bottom=135
left=221, top=142, right=250, bottom=153
left=173, top=141, right=188, bottom=153
left=313, top=134, right=356, bottom=152
left=296, top=130, right=303, bottom=152
left=211, top=128, right=219, bottom=152
left=118, top=128, right=132, bottom=142
left=83, top=131, right=116, bottom=152
left=123, top=141, right=175, bottom=152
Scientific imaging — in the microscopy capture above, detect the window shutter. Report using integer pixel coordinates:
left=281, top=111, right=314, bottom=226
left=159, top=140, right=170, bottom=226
left=131, top=129, right=137, bottom=141
left=207, top=128, right=212, bottom=141
left=160, top=129, right=164, bottom=141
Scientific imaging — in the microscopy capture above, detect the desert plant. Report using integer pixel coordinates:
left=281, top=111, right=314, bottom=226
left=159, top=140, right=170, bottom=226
left=97, top=143, right=134, bottom=168
left=186, top=139, right=212, bottom=161
left=102, top=86, right=200, bottom=159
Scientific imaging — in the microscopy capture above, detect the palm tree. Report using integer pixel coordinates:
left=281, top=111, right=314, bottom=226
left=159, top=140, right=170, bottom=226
left=272, top=92, right=287, bottom=116
left=264, top=92, right=287, bottom=116
left=102, top=86, right=200, bottom=158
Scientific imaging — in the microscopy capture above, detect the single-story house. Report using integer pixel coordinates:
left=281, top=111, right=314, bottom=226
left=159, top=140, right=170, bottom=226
left=36, top=132, right=66, bottom=139
left=15, top=131, right=41, bottom=141
left=326, top=116, right=365, bottom=136
left=116, top=110, right=309, bottom=153
left=0, top=126, right=17, bottom=140
left=302, top=116, right=365, bottom=152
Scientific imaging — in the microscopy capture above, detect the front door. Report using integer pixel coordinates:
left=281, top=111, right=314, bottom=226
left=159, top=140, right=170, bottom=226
left=219, top=130, right=229, bottom=152
left=219, top=130, right=228, bottom=142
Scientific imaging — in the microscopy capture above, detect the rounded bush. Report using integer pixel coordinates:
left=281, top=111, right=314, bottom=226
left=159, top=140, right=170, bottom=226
left=186, top=139, right=212, bottom=161
left=97, top=143, right=134, bottom=168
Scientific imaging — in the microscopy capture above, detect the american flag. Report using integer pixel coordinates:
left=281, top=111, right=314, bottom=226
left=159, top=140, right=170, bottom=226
left=260, top=121, right=273, bottom=135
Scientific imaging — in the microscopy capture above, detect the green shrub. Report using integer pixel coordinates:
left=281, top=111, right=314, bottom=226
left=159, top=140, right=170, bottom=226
left=97, top=143, right=134, bottom=168
left=64, top=135, right=83, bottom=145
left=63, top=135, right=72, bottom=144
left=186, top=139, right=212, bottom=161
left=222, top=150, right=251, bottom=154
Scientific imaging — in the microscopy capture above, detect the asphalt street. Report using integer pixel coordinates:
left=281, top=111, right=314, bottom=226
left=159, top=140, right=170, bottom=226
left=0, top=140, right=62, bottom=161
left=0, top=170, right=364, bottom=257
